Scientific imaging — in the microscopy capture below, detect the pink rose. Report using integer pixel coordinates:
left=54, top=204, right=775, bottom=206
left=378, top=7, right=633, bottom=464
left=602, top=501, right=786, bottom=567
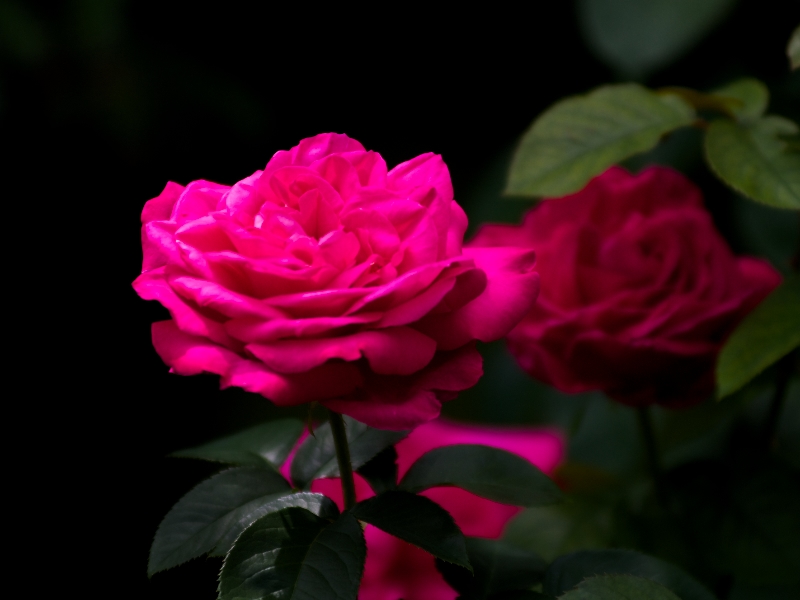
left=470, top=166, right=781, bottom=408
left=306, top=419, right=564, bottom=600
left=134, top=134, right=540, bottom=428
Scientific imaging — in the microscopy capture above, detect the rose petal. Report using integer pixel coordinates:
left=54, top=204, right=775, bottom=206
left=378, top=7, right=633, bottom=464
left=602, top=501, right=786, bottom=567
left=246, top=327, right=436, bottom=375
left=416, top=247, right=539, bottom=350
left=141, top=181, right=183, bottom=224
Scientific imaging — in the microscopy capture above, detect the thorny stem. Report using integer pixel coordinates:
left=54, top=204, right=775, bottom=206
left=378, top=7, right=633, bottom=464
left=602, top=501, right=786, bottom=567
left=637, top=405, right=668, bottom=509
left=329, top=409, right=357, bottom=510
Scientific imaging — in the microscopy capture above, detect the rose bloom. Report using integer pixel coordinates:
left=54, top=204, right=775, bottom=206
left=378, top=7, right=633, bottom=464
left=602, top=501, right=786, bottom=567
left=134, top=134, right=539, bottom=428
left=302, top=419, right=564, bottom=600
left=471, top=166, right=780, bottom=408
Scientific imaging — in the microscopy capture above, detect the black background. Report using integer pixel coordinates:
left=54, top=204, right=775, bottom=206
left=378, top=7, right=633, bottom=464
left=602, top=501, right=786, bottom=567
left=2, top=1, right=798, bottom=597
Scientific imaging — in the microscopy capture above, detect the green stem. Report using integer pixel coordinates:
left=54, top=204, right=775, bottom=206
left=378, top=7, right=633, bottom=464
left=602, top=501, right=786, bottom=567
left=762, top=350, right=796, bottom=451
left=329, top=410, right=357, bottom=510
left=637, top=406, right=667, bottom=508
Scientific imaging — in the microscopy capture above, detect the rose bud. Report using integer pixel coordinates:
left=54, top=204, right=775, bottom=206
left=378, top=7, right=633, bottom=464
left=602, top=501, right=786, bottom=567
left=134, top=134, right=540, bottom=428
left=470, top=166, right=780, bottom=408
left=302, top=419, right=564, bottom=600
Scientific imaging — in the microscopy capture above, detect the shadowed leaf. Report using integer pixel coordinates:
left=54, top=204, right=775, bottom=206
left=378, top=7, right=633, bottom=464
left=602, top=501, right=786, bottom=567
left=399, top=444, right=563, bottom=506
left=352, top=491, right=470, bottom=569
left=219, top=508, right=365, bottom=600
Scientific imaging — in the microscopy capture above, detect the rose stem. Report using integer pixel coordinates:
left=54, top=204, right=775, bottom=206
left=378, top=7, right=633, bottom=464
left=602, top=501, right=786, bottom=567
left=762, top=350, right=796, bottom=452
left=636, top=406, right=667, bottom=509
left=329, top=409, right=357, bottom=510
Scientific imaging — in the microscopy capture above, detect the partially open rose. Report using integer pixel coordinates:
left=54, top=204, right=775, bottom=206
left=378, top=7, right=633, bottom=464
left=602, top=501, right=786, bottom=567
left=134, top=134, right=539, bottom=428
left=471, top=166, right=780, bottom=408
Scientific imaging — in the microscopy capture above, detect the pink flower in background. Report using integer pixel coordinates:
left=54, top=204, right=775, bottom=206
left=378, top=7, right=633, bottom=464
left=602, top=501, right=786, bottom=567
left=471, top=166, right=780, bottom=408
left=134, top=134, right=540, bottom=428
left=308, top=419, right=564, bottom=600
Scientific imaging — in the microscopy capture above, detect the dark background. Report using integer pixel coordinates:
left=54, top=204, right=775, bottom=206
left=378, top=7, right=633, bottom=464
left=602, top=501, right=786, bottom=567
left=2, top=1, right=798, bottom=597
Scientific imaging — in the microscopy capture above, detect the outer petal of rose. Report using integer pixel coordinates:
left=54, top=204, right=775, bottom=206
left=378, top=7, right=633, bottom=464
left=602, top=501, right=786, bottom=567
left=387, top=152, right=454, bottom=203
left=346, top=256, right=474, bottom=315
left=374, top=277, right=457, bottom=328
left=224, top=357, right=363, bottom=406
left=134, top=269, right=239, bottom=348
left=168, top=275, right=288, bottom=320
left=141, top=220, right=180, bottom=272
left=171, top=180, right=229, bottom=225
left=323, top=344, right=482, bottom=429
left=141, top=181, right=184, bottom=224
left=225, top=313, right=382, bottom=343
left=221, top=171, right=263, bottom=224
left=445, top=200, right=469, bottom=258
left=416, top=247, right=539, bottom=350
left=246, top=327, right=437, bottom=375
left=152, top=321, right=362, bottom=405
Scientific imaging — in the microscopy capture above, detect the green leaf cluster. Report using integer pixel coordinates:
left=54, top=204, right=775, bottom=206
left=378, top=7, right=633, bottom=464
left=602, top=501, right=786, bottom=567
left=149, top=416, right=565, bottom=599
left=506, top=79, right=800, bottom=211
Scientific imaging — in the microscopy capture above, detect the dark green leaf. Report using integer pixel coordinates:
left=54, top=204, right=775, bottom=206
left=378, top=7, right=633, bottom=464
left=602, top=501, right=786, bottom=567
left=576, top=0, right=735, bottom=79
left=352, top=491, right=470, bottom=569
left=705, top=117, right=800, bottom=209
left=399, top=444, right=563, bottom=507
left=712, top=79, right=769, bottom=123
left=291, top=416, right=408, bottom=489
left=148, top=467, right=291, bottom=576
left=171, top=419, right=304, bottom=468
left=437, top=538, right=546, bottom=599
left=219, top=508, right=365, bottom=600
left=210, top=492, right=340, bottom=557
left=558, top=574, right=681, bottom=600
left=788, top=25, right=800, bottom=70
left=356, top=445, right=398, bottom=494
left=506, top=84, right=694, bottom=198
left=717, top=277, right=800, bottom=398
left=543, top=549, right=715, bottom=600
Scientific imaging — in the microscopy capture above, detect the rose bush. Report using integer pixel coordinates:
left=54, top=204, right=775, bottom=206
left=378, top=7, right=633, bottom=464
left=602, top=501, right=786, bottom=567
left=301, top=419, right=564, bottom=600
left=134, top=133, right=540, bottom=428
left=471, top=166, right=781, bottom=408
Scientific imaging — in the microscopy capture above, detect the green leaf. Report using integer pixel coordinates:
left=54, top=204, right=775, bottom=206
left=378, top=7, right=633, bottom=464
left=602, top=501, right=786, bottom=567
left=558, top=574, right=681, bottom=600
left=704, top=117, right=800, bottom=209
left=506, top=84, right=694, bottom=198
left=788, top=25, right=800, bottom=70
left=219, top=508, right=365, bottom=600
left=351, top=490, right=471, bottom=569
left=543, top=549, right=715, bottom=600
left=436, top=538, right=546, bottom=599
left=356, top=445, right=398, bottom=494
left=717, top=277, right=800, bottom=398
left=171, top=419, right=304, bottom=468
left=291, top=415, right=408, bottom=489
left=576, top=0, right=736, bottom=79
left=399, top=444, right=563, bottom=507
left=210, top=492, right=340, bottom=558
left=712, top=79, right=769, bottom=122
left=148, top=467, right=292, bottom=576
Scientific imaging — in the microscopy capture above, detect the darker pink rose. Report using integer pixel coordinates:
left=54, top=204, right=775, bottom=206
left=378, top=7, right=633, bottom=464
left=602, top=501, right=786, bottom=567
left=470, top=166, right=780, bottom=408
left=306, top=418, right=564, bottom=600
left=134, top=133, right=540, bottom=428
